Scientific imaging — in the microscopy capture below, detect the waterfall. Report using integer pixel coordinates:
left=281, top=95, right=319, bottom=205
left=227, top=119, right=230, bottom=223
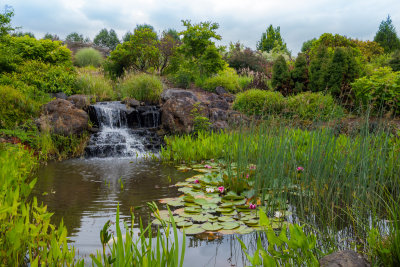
left=85, top=102, right=161, bottom=158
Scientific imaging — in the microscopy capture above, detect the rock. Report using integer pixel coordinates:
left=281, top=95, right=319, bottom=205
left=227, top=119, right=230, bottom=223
left=36, top=99, right=89, bottom=136
left=161, top=89, right=199, bottom=102
left=211, top=121, right=228, bottom=131
left=209, top=108, right=228, bottom=122
left=215, top=86, right=227, bottom=95
left=319, top=250, right=370, bottom=267
left=210, top=99, right=229, bottom=110
left=89, top=127, right=100, bottom=133
left=50, top=92, right=68, bottom=100
left=122, top=98, right=140, bottom=108
left=67, top=95, right=91, bottom=110
left=161, top=97, right=197, bottom=134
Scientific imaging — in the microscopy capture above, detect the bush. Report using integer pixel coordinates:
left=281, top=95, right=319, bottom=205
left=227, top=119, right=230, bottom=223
left=2, top=60, right=78, bottom=96
left=351, top=67, right=400, bottom=115
left=233, top=89, right=285, bottom=116
left=286, top=92, right=344, bottom=121
left=202, top=68, right=241, bottom=93
left=237, top=75, right=253, bottom=90
left=271, top=55, right=291, bottom=95
left=74, top=48, right=103, bottom=67
left=227, top=43, right=267, bottom=73
left=75, top=68, right=115, bottom=101
left=0, top=85, right=39, bottom=129
left=118, top=72, right=163, bottom=103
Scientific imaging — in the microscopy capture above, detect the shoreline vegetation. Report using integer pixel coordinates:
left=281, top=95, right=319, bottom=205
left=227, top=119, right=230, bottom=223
left=1, top=6, right=400, bottom=266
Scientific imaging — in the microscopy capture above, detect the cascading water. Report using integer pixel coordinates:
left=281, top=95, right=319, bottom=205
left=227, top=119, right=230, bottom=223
left=85, top=102, right=161, bottom=158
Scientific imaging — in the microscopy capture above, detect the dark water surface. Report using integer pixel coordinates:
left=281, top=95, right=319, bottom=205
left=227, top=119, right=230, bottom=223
left=32, top=158, right=250, bottom=266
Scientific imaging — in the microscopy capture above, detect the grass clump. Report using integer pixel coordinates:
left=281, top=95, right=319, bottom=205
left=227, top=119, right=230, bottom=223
left=75, top=68, right=116, bottom=101
left=74, top=48, right=103, bottom=68
left=118, top=72, right=163, bottom=104
left=202, top=68, right=241, bottom=93
left=233, top=89, right=285, bottom=116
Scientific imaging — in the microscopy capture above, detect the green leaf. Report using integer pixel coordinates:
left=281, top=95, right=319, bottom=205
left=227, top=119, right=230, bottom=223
left=183, top=225, right=205, bottom=235
left=220, top=221, right=240, bottom=230
left=201, top=222, right=223, bottom=231
left=234, top=225, right=254, bottom=235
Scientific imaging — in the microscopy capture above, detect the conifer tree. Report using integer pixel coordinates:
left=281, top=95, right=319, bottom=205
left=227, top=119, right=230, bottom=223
left=291, top=53, right=308, bottom=93
left=272, top=55, right=291, bottom=95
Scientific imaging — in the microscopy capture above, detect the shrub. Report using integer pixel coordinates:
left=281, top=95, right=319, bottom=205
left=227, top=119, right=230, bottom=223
left=118, top=72, right=163, bottom=103
left=2, top=60, right=78, bottom=96
left=286, top=92, right=344, bottom=121
left=233, top=89, right=285, bottom=116
left=0, top=85, right=38, bottom=129
left=237, top=75, right=253, bottom=90
left=227, top=43, right=267, bottom=73
left=74, top=48, right=103, bottom=67
left=291, top=53, right=308, bottom=93
left=202, top=68, right=241, bottom=93
left=351, top=67, right=400, bottom=115
left=75, top=68, right=115, bottom=101
left=271, top=55, right=291, bottom=95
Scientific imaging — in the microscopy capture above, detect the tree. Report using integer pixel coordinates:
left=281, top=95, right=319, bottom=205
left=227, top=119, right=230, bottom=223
left=291, top=53, right=308, bottom=93
left=43, top=33, right=59, bottom=41
left=66, top=32, right=90, bottom=43
left=122, top=31, right=133, bottom=42
left=374, top=15, right=400, bottom=53
left=301, top=38, right=316, bottom=53
left=164, top=28, right=180, bottom=41
left=308, top=46, right=330, bottom=92
left=227, top=42, right=267, bottom=73
left=158, top=31, right=180, bottom=74
left=388, top=50, right=400, bottom=71
left=0, top=5, right=14, bottom=38
left=12, top=31, right=35, bottom=38
left=135, top=24, right=155, bottom=33
left=94, top=28, right=120, bottom=50
left=257, top=25, right=288, bottom=53
left=271, top=55, right=291, bottom=95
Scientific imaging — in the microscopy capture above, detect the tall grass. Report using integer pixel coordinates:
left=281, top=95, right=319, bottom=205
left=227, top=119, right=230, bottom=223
left=75, top=68, right=116, bottom=101
left=74, top=48, right=103, bottom=68
left=117, top=72, right=163, bottom=104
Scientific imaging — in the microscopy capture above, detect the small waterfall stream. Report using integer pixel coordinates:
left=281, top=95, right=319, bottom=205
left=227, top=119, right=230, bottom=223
left=85, top=102, right=161, bottom=158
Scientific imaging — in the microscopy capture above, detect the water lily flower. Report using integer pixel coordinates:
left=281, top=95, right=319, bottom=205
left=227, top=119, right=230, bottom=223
left=297, top=166, right=304, bottom=172
left=204, top=165, right=212, bottom=169
left=206, top=187, right=215, bottom=193
left=246, top=174, right=249, bottom=179
left=249, top=203, right=256, bottom=209
left=218, top=186, right=224, bottom=193
left=194, top=179, right=199, bottom=184
left=274, top=211, right=283, bottom=218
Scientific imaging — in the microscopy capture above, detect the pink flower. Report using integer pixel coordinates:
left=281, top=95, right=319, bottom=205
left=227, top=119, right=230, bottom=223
left=218, top=186, right=225, bottom=193
left=204, top=165, right=212, bottom=169
left=249, top=165, right=256, bottom=170
left=246, top=174, right=249, bottom=179
left=194, top=179, right=199, bottom=184
left=297, top=166, right=304, bottom=172
left=249, top=203, right=256, bottom=209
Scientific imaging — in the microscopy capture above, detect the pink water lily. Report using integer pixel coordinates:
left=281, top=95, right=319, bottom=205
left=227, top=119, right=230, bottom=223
left=194, top=179, right=199, bottom=184
left=246, top=174, right=249, bottom=179
left=218, top=186, right=225, bottom=193
left=204, top=165, right=212, bottom=169
left=297, top=166, right=304, bottom=172
left=249, top=203, right=257, bottom=209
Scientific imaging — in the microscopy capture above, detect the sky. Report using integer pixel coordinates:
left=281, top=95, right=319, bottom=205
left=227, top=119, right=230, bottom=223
left=3, top=0, right=400, bottom=54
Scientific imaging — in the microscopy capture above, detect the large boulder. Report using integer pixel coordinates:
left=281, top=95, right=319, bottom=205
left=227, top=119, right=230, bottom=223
left=319, top=250, right=370, bottom=267
left=36, top=99, right=89, bottom=135
left=161, top=97, right=197, bottom=134
left=161, top=89, right=199, bottom=102
left=67, top=94, right=92, bottom=110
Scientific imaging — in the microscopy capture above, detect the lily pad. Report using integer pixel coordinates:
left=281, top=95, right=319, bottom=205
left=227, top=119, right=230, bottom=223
left=175, top=182, right=192, bottom=187
left=177, top=221, right=193, bottom=227
left=191, top=214, right=210, bottom=222
left=201, top=222, right=223, bottom=231
left=234, top=225, right=254, bottom=235
left=216, top=207, right=234, bottom=213
left=244, top=219, right=259, bottom=226
left=184, top=207, right=201, bottom=213
left=151, top=219, right=162, bottom=225
left=183, top=225, right=205, bottom=235
left=221, top=210, right=237, bottom=216
left=220, top=221, right=240, bottom=230
left=218, top=216, right=236, bottom=222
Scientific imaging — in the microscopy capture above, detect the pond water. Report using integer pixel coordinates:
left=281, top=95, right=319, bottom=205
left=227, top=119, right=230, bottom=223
left=32, top=158, right=252, bottom=266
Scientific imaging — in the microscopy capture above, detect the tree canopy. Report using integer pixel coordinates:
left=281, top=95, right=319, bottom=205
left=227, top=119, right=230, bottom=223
left=374, top=15, right=400, bottom=53
left=93, top=28, right=120, bottom=50
left=257, top=25, right=288, bottom=53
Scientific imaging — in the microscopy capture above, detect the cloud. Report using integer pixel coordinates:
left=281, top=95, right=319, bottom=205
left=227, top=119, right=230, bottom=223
left=5, top=0, right=400, bottom=53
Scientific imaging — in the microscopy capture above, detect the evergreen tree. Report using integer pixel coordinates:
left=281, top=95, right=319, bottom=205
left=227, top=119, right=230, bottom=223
left=272, top=55, right=291, bottom=95
left=0, top=6, right=14, bottom=38
left=257, top=25, right=288, bottom=53
left=43, top=33, right=59, bottom=41
left=308, top=46, right=330, bottom=92
left=389, top=50, right=400, bottom=71
left=291, top=53, right=308, bottom=93
left=374, top=15, right=400, bottom=53
left=94, top=28, right=120, bottom=50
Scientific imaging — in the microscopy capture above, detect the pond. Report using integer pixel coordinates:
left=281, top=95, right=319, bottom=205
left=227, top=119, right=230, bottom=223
left=32, top=158, right=252, bottom=266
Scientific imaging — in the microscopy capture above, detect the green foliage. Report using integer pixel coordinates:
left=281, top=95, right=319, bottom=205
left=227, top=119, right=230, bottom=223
left=42, top=33, right=59, bottom=41
left=308, top=45, right=330, bottom=92
left=238, top=209, right=321, bottom=266
left=301, top=38, right=317, bottom=53
left=74, top=48, right=104, bottom=67
left=271, top=55, right=291, bottom=95
left=12, top=31, right=35, bottom=38
left=105, top=28, right=160, bottom=77
left=93, top=28, right=120, bottom=50
left=351, top=67, right=400, bottom=115
left=202, top=67, right=241, bottom=93
left=0, top=144, right=81, bottom=266
left=75, top=68, right=115, bottom=101
left=0, top=5, right=14, bottom=38
left=191, top=103, right=211, bottom=133
left=237, top=75, right=253, bottom=90
left=374, top=15, right=400, bottom=53
left=118, top=72, right=163, bottom=103
left=286, top=92, right=344, bottom=121
left=65, top=32, right=89, bottom=43
left=2, top=60, right=78, bottom=96
left=0, top=85, right=38, bottom=129
left=389, top=50, right=400, bottom=71
left=233, top=89, right=285, bottom=116
left=257, top=25, right=288, bottom=54
left=91, top=203, right=185, bottom=267
left=291, top=53, right=308, bottom=93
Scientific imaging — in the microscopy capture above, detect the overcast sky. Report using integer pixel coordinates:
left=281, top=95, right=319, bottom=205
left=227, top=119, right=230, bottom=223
left=4, top=0, right=400, bottom=54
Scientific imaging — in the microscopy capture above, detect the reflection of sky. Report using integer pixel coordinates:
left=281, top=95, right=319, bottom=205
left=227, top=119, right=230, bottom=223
left=8, top=0, right=400, bottom=53
left=33, top=158, right=256, bottom=266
